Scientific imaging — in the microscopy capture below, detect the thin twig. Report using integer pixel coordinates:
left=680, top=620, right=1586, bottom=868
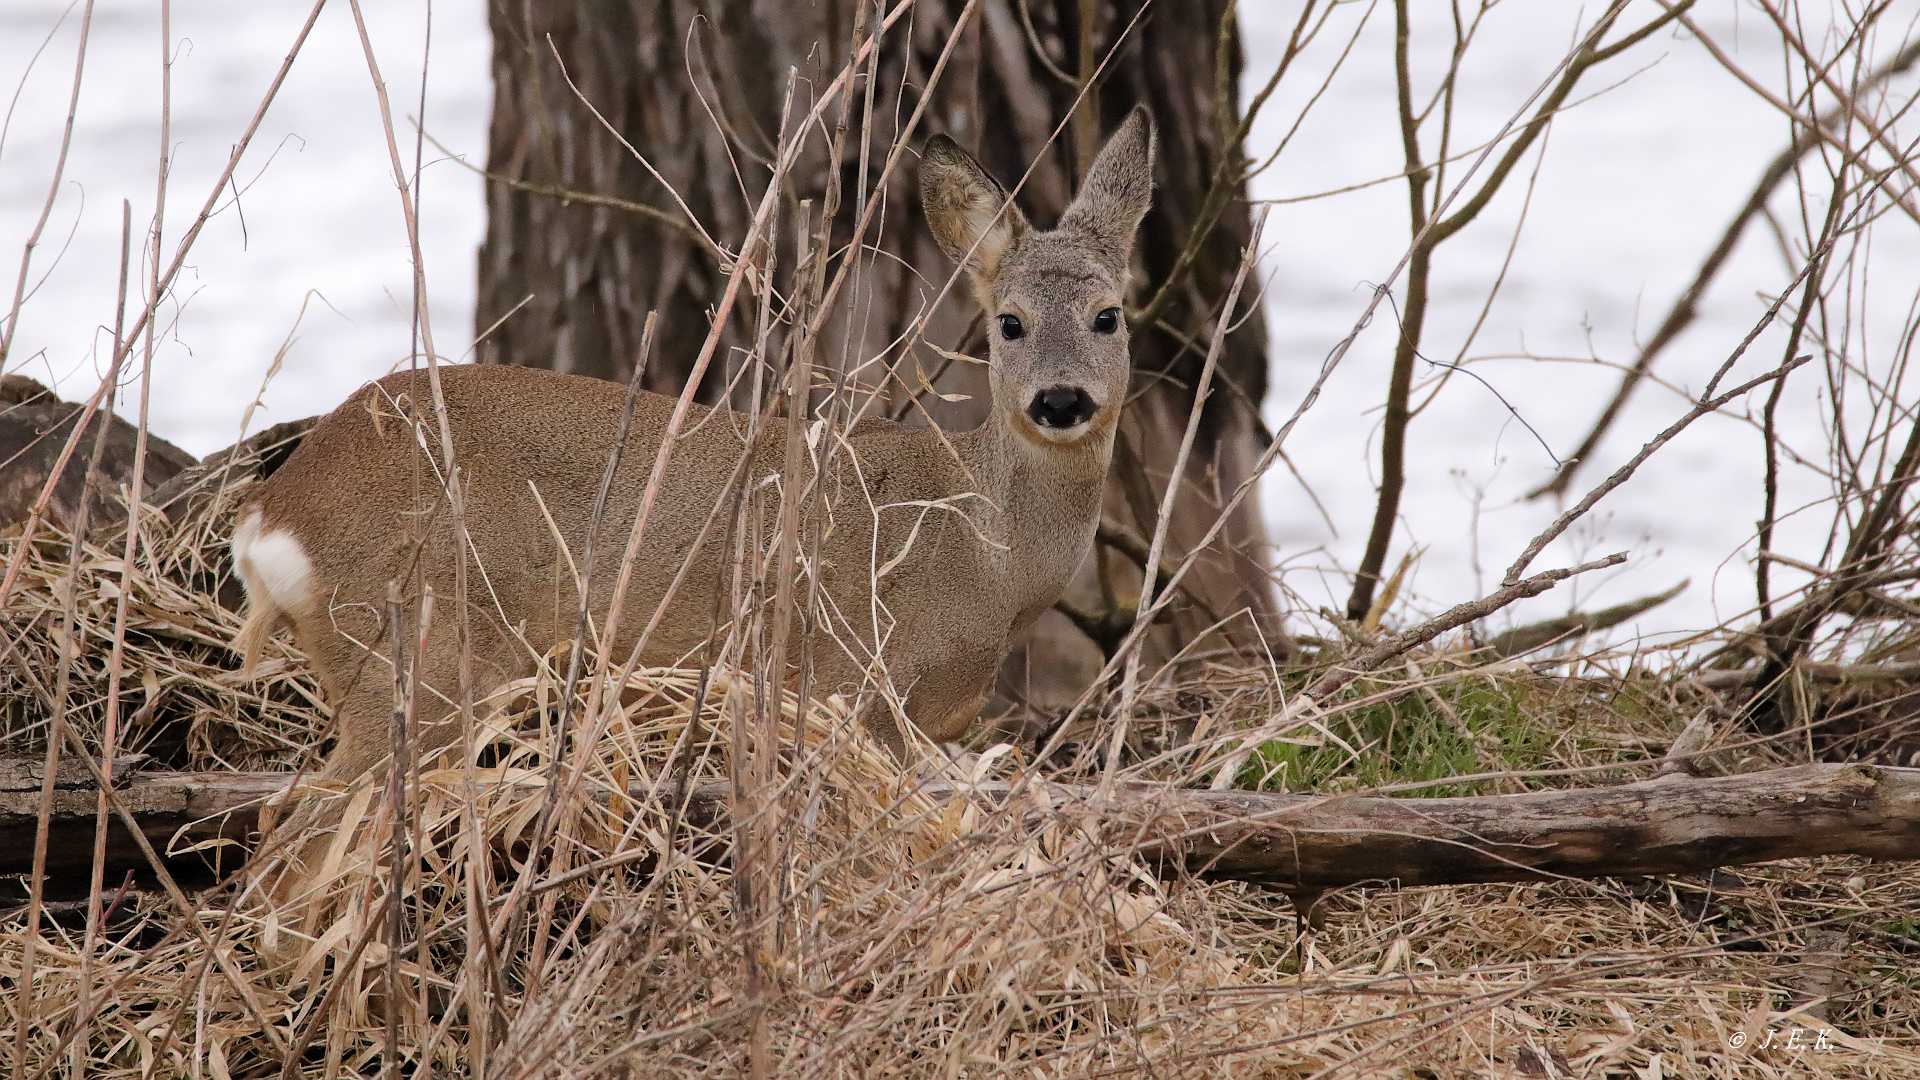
left=1100, top=208, right=1268, bottom=794
left=0, top=0, right=95, bottom=371
left=1506, top=355, right=1813, bottom=586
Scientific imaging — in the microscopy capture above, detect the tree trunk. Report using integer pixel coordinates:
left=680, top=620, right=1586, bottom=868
left=477, top=0, right=1284, bottom=721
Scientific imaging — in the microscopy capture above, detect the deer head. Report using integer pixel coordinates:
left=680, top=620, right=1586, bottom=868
left=921, top=106, right=1156, bottom=451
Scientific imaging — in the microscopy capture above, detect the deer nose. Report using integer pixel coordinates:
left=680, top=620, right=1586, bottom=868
left=1027, top=386, right=1098, bottom=429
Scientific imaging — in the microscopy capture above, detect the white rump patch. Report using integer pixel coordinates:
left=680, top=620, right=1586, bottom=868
left=233, top=508, right=314, bottom=614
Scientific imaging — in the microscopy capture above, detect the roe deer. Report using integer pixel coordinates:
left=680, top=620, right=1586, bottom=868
left=231, top=107, right=1155, bottom=776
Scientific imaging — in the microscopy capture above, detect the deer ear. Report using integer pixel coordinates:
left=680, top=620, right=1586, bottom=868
left=922, top=135, right=1028, bottom=281
left=1058, top=106, right=1156, bottom=267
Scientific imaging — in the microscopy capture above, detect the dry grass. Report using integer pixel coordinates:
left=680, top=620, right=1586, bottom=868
left=4, top=471, right=1919, bottom=1079
left=0, top=442, right=326, bottom=773
left=6, top=3, right=1920, bottom=1076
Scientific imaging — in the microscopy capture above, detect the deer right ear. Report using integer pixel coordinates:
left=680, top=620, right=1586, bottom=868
left=922, top=135, right=1028, bottom=281
left=1058, top=106, right=1156, bottom=270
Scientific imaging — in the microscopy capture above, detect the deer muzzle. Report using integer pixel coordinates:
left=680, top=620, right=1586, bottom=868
left=1027, top=386, right=1098, bottom=430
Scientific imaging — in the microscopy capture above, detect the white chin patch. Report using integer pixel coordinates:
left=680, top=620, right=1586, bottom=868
left=1029, top=419, right=1092, bottom=444
left=232, top=509, right=315, bottom=613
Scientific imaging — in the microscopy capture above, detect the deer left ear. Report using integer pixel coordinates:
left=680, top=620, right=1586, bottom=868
left=1058, top=106, right=1156, bottom=269
left=922, top=134, right=1030, bottom=283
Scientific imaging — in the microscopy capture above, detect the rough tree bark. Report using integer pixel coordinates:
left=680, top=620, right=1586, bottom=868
left=476, top=0, right=1285, bottom=719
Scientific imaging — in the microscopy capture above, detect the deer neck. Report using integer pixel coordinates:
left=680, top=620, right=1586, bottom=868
left=959, top=407, right=1114, bottom=613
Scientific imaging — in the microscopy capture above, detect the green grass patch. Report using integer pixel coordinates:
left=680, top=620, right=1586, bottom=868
left=1237, top=671, right=1627, bottom=795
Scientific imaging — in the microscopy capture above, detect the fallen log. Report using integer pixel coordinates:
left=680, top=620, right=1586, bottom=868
left=0, top=758, right=285, bottom=881
left=3, top=759, right=1916, bottom=892
left=0, top=374, right=197, bottom=533
left=1118, top=762, right=1920, bottom=887
left=1695, top=659, right=1920, bottom=692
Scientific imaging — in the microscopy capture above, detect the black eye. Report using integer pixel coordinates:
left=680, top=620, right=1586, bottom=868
left=1092, top=307, right=1121, bottom=334
left=998, top=314, right=1025, bottom=340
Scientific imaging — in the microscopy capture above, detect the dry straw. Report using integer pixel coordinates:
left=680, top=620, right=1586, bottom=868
left=6, top=413, right=1918, bottom=1079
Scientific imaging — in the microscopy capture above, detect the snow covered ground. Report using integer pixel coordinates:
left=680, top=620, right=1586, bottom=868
left=3, top=1, right=1916, bottom=645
